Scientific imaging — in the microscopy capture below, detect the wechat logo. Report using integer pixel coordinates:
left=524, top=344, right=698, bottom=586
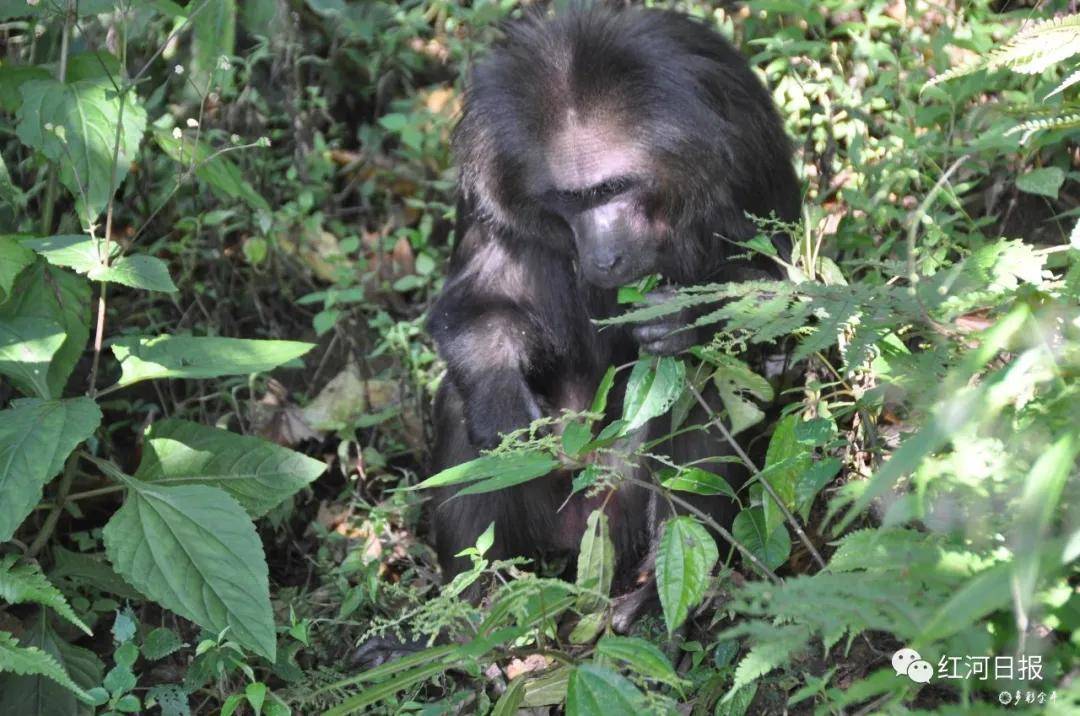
left=893, top=647, right=933, bottom=684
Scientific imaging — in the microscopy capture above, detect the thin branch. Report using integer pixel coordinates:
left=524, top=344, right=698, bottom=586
left=686, top=383, right=828, bottom=571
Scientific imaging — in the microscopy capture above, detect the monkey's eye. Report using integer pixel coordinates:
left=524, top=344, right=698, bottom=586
left=557, top=177, right=633, bottom=205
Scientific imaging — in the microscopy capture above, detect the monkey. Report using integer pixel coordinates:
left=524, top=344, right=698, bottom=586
left=426, top=3, right=800, bottom=622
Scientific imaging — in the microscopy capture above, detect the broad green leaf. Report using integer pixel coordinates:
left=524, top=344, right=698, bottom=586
left=102, top=482, right=276, bottom=659
left=732, top=507, right=791, bottom=571
left=109, top=335, right=314, bottom=387
left=0, top=317, right=65, bottom=398
left=0, top=236, right=35, bottom=300
left=49, top=547, right=141, bottom=601
left=23, top=235, right=176, bottom=292
left=0, top=617, right=102, bottom=716
left=1015, top=166, right=1065, bottom=198
left=575, top=510, right=614, bottom=615
left=154, top=129, right=270, bottom=212
left=16, top=79, right=146, bottom=225
left=0, top=262, right=91, bottom=397
left=491, top=677, right=525, bottom=716
left=415, top=450, right=558, bottom=490
left=656, top=516, right=718, bottom=633
left=661, top=467, right=737, bottom=500
left=794, top=458, right=841, bottom=521
left=522, top=665, right=571, bottom=707
left=141, top=628, right=183, bottom=661
left=566, top=664, right=645, bottom=715
left=192, top=0, right=237, bottom=91
left=0, top=397, right=101, bottom=541
left=621, top=356, right=686, bottom=433
left=134, top=419, right=326, bottom=517
left=1011, top=435, right=1077, bottom=622
left=0, top=65, right=50, bottom=113
left=0, top=556, right=90, bottom=635
left=716, top=383, right=765, bottom=436
left=595, top=635, right=683, bottom=687
left=0, top=631, right=90, bottom=703
left=761, top=415, right=811, bottom=538
left=561, top=421, right=592, bottom=457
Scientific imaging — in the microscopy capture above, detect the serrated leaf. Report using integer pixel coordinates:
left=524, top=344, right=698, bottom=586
left=595, top=635, right=683, bottom=687
left=414, top=450, right=558, bottom=490
left=0, top=631, right=90, bottom=703
left=134, top=419, right=325, bottom=517
left=1015, top=167, right=1065, bottom=198
left=575, top=510, right=613, bottom=616
left=0, top=236, right=35, bottom=300
left=0, top=397, right=101, bottom=541
left=0, top=262, right=91, bottom=397
left=154, top=129, right=269, bottom=212
left=661, top=467, right=737, bottom=499
left=761, top=415, right=811, bottom=537
left=109, top=335, right=313, bottom=387
left=732, top=508, right=791, bottom=571
left=522, top=665, right=571, bottom=707
left=103, top=483, right=276, bottom=659
left=23, top=235, right=177, bottom=292
left=621, top=356, right=686, bottom=433
left=656, top=516, right=718, bottom=633
left=566, top=664, right=645, bottom=715
left=0, top=317, right=66, bottom=398
left=794, top=458, right=841, bottom=520
left=141, top=628, right=183, bottom=662
left=16, top=79, right=146, bottom=225
left=0, top=557, right=90, bottom=635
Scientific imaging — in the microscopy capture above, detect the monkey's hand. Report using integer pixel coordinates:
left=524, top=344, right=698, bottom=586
left=463, top=370, right=545, bottom=450
left=632, top=287, right=699, bottom=356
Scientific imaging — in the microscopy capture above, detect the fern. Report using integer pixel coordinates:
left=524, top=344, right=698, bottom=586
left=0, top=555, right=91, bottom=636
left=927, top=13, right=1080, bottom=88
left=0, top=631, right=90, bottom=702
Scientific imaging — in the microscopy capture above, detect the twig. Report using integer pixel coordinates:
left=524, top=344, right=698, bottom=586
left=686, top=383, right=828, bottom=571
left=622, top=475, right=781, bottom=584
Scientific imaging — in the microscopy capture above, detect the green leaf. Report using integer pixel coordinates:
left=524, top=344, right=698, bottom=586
left=662, top=467, right=737, bottom=499
left=595, top=635, right=683, bottom=687
left=23, top=234, right=177, bottom=292
left=794, top=458, right=841, bottom=521
left=561, top=421, right=592, bottom=457
left=589, top=365, right=617, bottom=415
left=0, top=317, right=66, bottom=398
left=0, top=631, right=90, bottom=703
left=0, top=557, right=91, bottom=635
left=109, top=335, right=314, bottom=387
left=1015, top=166, right=1065, bottom=198
left=154, top=129, right=270, bottom=212
left=0, top=66, right=50, bottom=113
left=16, top=79, right=146, bottom=225
left=0, top=236, right=35, bottom=300
left=0, top=262, right=91, bottom=398
left=566, top=664, right=645, bottom=715
left=575, top=510, right=614, bottom=616
left=192, top=0, right=236, bottom=90
left=141, top=628, right=183, bottom=661
left=656, top=516, right=719, bottom=633
left=522, top=665, right=571, bottom=707
left=102, top=483, right=276, bottom=659
left=492, top=676, right=526, bottom=716
left=621, top=356, right=686, bottom=433
left=134, top=419, right=325, bottom=517
left=761, top=415, right=811, bottom=538
left=0, top=397, right=101, bottom=541
left=414, top=450, right=558, bottom=490
left=732, top=508, right=791, bottom=571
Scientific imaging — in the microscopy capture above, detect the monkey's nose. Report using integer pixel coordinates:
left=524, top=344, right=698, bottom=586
left=593, top=252, right=622, bottom=271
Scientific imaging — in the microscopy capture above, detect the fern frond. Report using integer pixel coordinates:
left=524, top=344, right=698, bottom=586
left=1005, top=111, right=1080, bottom=141
left=0, top=556, right=91, bottom=635
left=0, top=631, right=90, bottom=702
left=926, top=13, right=1080, bottom=89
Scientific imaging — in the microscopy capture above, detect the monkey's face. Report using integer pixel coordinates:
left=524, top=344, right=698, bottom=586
left=538, top=116, right=665, bottom=289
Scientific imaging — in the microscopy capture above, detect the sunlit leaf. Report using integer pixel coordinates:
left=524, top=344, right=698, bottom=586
left=109, top=335, right=314, bottom=387
left=656, top=516, right=718, bottom=633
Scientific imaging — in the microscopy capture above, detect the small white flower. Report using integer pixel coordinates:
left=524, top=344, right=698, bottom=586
left=186, top=118, right=199, bottom=128
left=27, top=0, right=41, bottom=7
left=258, top=137, right=271, bottom=148
left=174, top=64, right=184, bottom=75
left=230, top=134, right=241, bottom=144
left=172, top=127, right=183, bottom=139
left=217, top=56, right=231, bottom=71
left=43, top=122, right=53, bottom=131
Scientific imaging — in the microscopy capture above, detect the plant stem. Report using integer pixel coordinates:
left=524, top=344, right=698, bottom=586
left=27, top=451, right=79, bottom=557
left=39, top=0, right=75, bottom=235
left=686, top=383, right=828, bottom=571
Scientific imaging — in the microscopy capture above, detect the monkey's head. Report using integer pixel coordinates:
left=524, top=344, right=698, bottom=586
left=454, top=6, right=798, bottom=289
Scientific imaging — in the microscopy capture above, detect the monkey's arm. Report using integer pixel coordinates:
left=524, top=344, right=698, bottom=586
left=427, top=225, right=557, bottom=450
